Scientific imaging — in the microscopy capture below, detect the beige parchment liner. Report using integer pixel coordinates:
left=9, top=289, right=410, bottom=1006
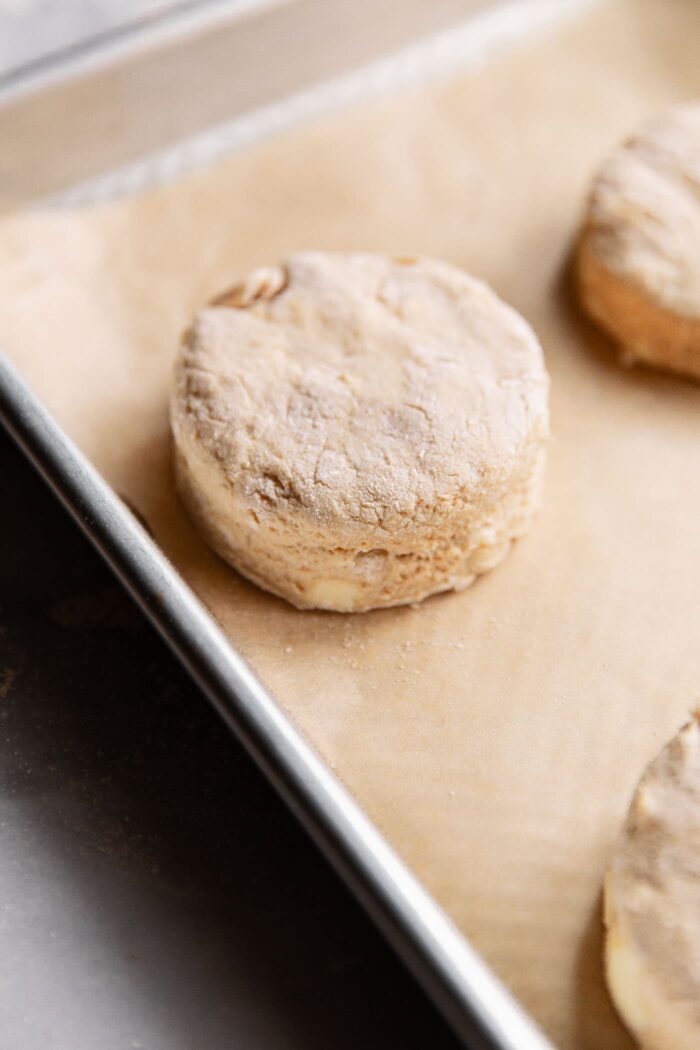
left=2, top=1, right=700, bottom=1045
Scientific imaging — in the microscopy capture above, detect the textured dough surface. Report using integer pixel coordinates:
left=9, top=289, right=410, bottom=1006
left=605, top=714, right=700, bottom=1050
left=577, top=101, right=700, bottom=379
left=171, top=252, right=549, bottom=611
left=3, top=2, right=700, bottom=1046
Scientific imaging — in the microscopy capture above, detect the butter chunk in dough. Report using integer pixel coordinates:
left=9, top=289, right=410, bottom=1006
left=605, top=714, right=700, bottom=1050
left=171, top=252, right=549, bottom=612
left=577, top=101, right=700, bottom=380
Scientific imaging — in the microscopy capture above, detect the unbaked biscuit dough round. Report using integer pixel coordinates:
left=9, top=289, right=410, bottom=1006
left=577, top=101, right=700, bottom=380
left=605, top=714, right=700, bottom=1050
left=171, top=252, right=549, bottom=612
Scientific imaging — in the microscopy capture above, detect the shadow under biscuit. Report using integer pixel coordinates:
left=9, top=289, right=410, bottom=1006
left=573, top=890, right=635, bottom=1050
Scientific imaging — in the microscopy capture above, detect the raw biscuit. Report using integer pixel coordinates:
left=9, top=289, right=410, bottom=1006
left=605, top=713, right=700, bottom=1050
left=577, top=101, right=700, bottom=380
left=171, top=252, right=549, bottom=611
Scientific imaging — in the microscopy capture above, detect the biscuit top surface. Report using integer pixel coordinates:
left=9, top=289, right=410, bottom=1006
left=608, top=715, right=700, bottom=1025
left=586, top=102, right=700, bottom=317
left=174, top=252, right=548, bottom=532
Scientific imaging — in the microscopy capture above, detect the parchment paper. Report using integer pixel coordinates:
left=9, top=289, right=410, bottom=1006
left=3, top=1, right=700, bottom=1045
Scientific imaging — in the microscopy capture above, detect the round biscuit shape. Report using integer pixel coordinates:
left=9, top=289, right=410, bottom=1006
left=605, top=714, right=700, bottom=1050
left=171, top=252, right=549, bottom=611
left=577, top=101, right=700, bottom=380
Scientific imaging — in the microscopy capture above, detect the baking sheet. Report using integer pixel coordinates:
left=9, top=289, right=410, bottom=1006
left=2, top=1, right=700, bottom=1045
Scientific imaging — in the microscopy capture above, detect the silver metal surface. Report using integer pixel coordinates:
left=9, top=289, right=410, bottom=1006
left=0, top=2, right=584, bottom=1045
left=0, top=0, right=493, bottom=210
left=0, top=354, right=555, bottom=1050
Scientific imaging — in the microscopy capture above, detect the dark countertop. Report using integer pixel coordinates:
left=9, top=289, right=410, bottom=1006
left=0, top=424, right=461, bottom=1048
left=0, top=7, right=464, bottom=1045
